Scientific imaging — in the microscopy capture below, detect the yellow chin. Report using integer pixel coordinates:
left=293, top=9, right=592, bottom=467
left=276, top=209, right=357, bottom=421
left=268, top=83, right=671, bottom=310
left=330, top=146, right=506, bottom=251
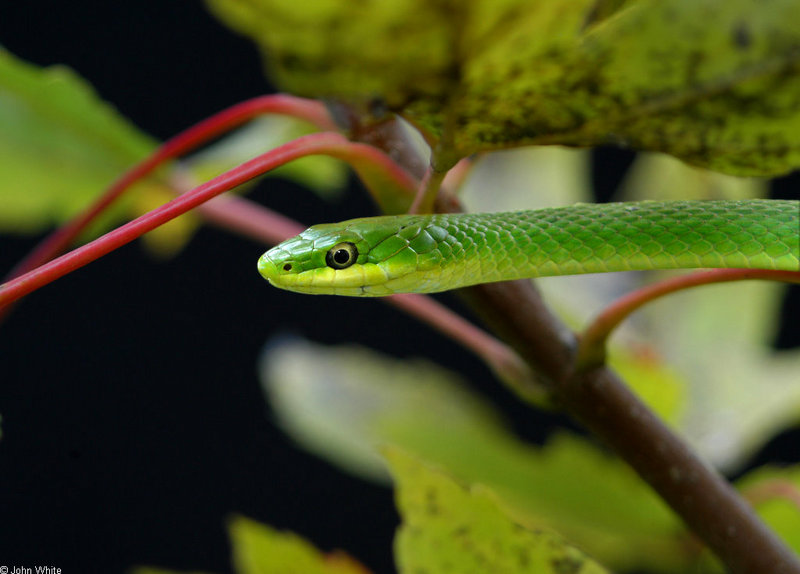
left=268, top=263, right=397, bottom=297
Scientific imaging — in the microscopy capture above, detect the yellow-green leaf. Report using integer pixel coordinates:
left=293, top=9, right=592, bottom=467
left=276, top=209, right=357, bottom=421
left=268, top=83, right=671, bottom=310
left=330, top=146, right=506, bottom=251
left=387, top=447, right=609, bottom=574
left=259, top=338, right=690, bottom=571
left=458, top=0, right=800, bottom=175
left=0, top=47, right=158, bottom=234
left=737, top=466, right=800, bottom=556
left=209, top=0, right=800, bottom=176
left=131, top=517, right=369, bottom=574
left=229, top=516, right=370, bottom=574
left=615, top=152, right=768, bottom=202
left=205, top=0, right=457, bottom=111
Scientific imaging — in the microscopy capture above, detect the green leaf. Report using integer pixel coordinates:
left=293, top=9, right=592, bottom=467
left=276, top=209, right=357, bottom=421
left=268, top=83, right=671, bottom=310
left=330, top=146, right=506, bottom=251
left=607, top=348, right=687, bottom=428
left=205, top=0, right=457, bottom=110
left=209, top=0, right=800, bottom=175
left=387, top=447, right=610, bottom=574
left=737, top=466, right=800, bottom=555
left=131, top=517, right=370, bottom=574
left=0, top=47, right=159, bottom=234
left=260, top=336, right=507, bottom=483
left=229, top=516, right=370, bottom=574
left=458, top=0, right=800, bottom=175
left=259, top=338, right=691, bottom=571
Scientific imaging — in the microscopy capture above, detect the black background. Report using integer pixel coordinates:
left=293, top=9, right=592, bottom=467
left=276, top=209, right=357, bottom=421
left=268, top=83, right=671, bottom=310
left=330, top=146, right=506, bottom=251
left=0, top=3, right=798, bottom=573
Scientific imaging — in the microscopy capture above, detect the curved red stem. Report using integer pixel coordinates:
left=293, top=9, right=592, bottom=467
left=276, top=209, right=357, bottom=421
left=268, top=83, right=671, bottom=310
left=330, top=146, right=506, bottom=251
left=0, top=132, right=399, bottom=309
left=3, top=95, right=335, bottom=286
left=576, top=268, right=800, bottom=370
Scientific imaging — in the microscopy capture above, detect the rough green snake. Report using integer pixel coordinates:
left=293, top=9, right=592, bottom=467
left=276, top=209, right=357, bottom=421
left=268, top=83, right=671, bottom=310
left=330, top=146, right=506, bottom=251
left=258, top=200, right=799, bottom=296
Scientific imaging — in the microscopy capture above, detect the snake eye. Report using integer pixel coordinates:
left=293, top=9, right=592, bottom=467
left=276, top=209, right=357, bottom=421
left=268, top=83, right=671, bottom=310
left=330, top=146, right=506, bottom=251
left=326, top=242, right=358, bottom=270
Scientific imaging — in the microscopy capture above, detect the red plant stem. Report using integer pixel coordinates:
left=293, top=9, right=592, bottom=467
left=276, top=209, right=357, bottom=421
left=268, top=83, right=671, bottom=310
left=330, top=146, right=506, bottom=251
left=0, top=132, right=398, bottom=309
left=3, top=95, right=336, bottom=286
left=576, top=268, right=800, bottom=370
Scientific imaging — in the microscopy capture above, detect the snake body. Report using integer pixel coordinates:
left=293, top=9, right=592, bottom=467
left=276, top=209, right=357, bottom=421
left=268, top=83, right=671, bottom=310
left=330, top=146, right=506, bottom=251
left=258, top=200, right=799, bottom=296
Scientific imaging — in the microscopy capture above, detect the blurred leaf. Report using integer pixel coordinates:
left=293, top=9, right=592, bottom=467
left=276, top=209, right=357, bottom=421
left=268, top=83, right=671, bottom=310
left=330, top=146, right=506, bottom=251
left=129, top=187, right=204, bottom=259
left=640, top=279, right=800, bottom=471
left=387, top=447, right=610, bottom=574
left=615, top=152, right=768, bottom=202
left=260, top=336, right=506, bottom=483
left=229, top=516, right=371, bottom=574
left=209, top=0, right=800, bottom=175
left=260, top=338, right=693, bottom=572
left=184, top=116, right=348, bottom=198
left=0, top=47, right=159, bottom=235
left=737, top=466, right=800, bottom=555
left=132, top=516, right=370, bottom=574
left=607, top=347, right=687, bottom=428
left=460, top=147, right=592, bottom=213
left=205, top=0, right=457, bottom=111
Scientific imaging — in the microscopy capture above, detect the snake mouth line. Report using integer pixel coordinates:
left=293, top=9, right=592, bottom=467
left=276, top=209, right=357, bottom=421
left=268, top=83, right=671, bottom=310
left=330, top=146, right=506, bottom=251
left=260, top=255, right=401, bottom=296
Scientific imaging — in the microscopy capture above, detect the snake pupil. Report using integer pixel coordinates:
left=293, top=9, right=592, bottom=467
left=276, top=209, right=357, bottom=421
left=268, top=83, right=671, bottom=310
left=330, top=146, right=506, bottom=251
left=326, top=242, right=358, bottom=269
left=283, top=263, right=292, bottom=271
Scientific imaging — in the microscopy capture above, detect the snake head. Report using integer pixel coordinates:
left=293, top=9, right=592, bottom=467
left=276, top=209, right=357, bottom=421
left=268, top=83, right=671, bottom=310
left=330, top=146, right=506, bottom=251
left=258, top=215, right=444, bottom=296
